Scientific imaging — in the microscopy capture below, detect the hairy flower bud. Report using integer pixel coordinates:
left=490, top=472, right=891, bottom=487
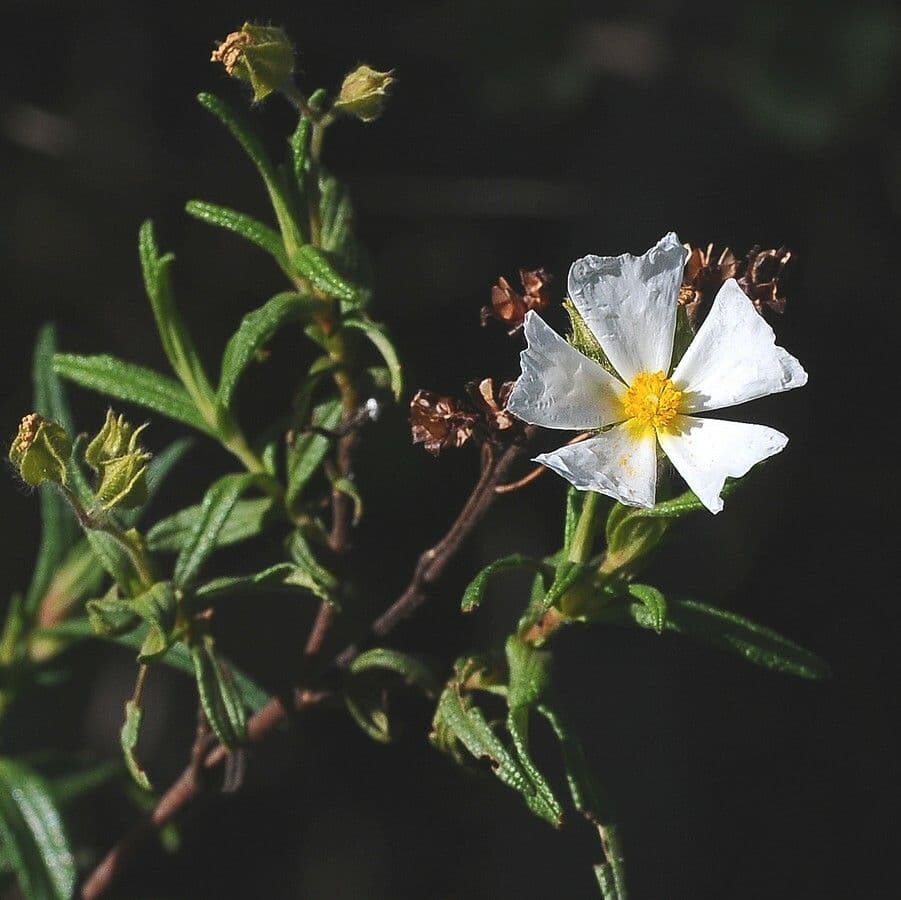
left=334, top=65, right=395, bottom=122
left=481, top=268, right=553, bottom=335
left=86, top=411, right=152, bottom=510
left=211, top=23, right=295, bottom=102
left=9, top=413, right=71, bottom=488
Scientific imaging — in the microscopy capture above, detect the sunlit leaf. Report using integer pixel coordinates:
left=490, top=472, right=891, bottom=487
left=0, top=756, right=76, bottom=900
left=342, top=317, right=403, bottom=399
left=461, top=555, right=550, bottom=614
left=192, top=638, right=247, bottom=749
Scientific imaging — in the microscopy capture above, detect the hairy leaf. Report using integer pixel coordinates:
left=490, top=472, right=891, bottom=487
left=54, top=354, right=213, bottom=434
left=286, top=398, right=342, bottom=509
left=461, top=555, right=551, bottom=613
left=197, top=92, right=303, bottom=253
left=621, top=596, right=830, bottom=680
left=192, top=638, right=247, bottom=748
left=351, top=648, right=440, bottom=697
left=36, top=619, right=269, bottom=712
left=185, top=200, right=289, bottom=270
left=290, top=244, right=359, bottom=302
left=146, top=497, right=273, bottom=554
left=139, top=220, right=216, bottom=414
left=121, top=700, right=151, bottom=790
left=342, top=318, right=403, bottom=400
left=217, top=291, right=328, bottom=410
left=174, top=474, right=271, bottom=588
left=195, top=563, right=333, bottom=603
left=0, top=757, right=76, bottom=900
left=626, top=584, right=667, bottom=634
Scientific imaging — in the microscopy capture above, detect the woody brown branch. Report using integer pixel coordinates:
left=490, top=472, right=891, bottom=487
left=80, top=430, right=534, bottom=898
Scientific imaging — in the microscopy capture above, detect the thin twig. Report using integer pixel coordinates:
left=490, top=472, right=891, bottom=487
left=80, top=431, right=535, bottom=898
left=494, top=431, right=591, bottom=494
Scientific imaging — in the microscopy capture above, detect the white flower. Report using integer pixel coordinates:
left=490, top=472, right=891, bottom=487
left=506, top=233, right=807, bottom=513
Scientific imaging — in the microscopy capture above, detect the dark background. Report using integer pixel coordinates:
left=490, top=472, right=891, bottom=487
left=1, top=1, right=898, bottom=897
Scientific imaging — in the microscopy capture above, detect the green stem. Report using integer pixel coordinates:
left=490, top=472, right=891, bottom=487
left=568, top=491, right=604, bottom=564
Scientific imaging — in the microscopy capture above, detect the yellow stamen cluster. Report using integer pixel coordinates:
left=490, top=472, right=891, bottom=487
left=622, top=371, right=682, bottom=433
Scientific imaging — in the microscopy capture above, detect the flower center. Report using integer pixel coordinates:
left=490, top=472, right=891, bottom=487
left=622, top=371, right=682, bottom=432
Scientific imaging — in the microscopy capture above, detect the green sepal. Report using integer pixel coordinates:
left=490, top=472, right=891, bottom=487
left=221, top=23, right=294, bottom=102
left=121, top=699, right=151, bottom=790
left=461, top=555, right=552, bottom=614
left=146, top=496, right=273, bottom=554
left=9, top=415, right=71, bottom=489
left=217, top=291, right=329, bottom=411
left=342, top=317, right=403, bottom=400
left=290, top=244, right=359, bottom=303
left=185, top=200, right=289, bottom=272
left=564, top=298, right=619, bottom=378
left=192, top=637, right=247, bottom=749
left=53, top=354, right=215, bottom=435
left=0, top=756, right=76, bottom=900
left=174, top=472, right=275, bottom=588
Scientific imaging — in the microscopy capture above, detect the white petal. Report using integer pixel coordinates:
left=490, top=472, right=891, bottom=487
left=657, top=416, right=788, bottom=514
left=672, top=278, right=808, bottom=413
left=567, top=232, right=688, bottom=384
left=506, top=311, right=627, bottom=430
left=535, top=423, right=657, bottom=508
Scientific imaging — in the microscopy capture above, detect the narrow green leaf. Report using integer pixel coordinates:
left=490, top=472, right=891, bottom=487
left=25, top=326, right=79, bottom=613
left=431, top=685, right=560, bottom=826
left=53, top=354, right=214, bottom=434
left=351, top=648, right=439, bottom=697
left=36, top=619, right=269, bottom=712
left=290, top=244, right=359, bottom=302
left=139, top=220, right=216, bottom=413
left=174, top=473, right=268, bottom=588
left=342, top=317, right=403, bottom=400
left=626, top=584, right=667, bottom=634
left=47, top=759, right=122, bottom=806
left=185, top=200, right=289, bottom=270
left=126, top=437, right=194, bottom=525
left=506, top=705, right=563, bottom=826
left=330, top=475, right=363, bottom=525
left=146, top=497, right=273, bottom=554
left=192, top=639, right=247, bottom=749
left=539, top=703, right=628, bottom=900
left=121, top=700, right=151, bottom=790
left=194, top=563, right=332, bottom=602
left=0, top=757, right=76, bottom=900
left=285, top=398, right=342, bottom=508
left=345, top=675, right=392, bottom=743
left=129, top=582, right=177, bottom=662
left=461, top=555, right=550, bottom=614
left=217, top=291, right=328, bottom=410
left=622, top=596, right=830, bottom=680
left=629, top=481, right=740, bottom=520
left=542, top=561, right=591, bottom=612
left=197, top=92, right=303, bottom=253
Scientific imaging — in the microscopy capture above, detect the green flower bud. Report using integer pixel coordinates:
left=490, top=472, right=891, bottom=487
left=9, top=413, right=71, bottom=488
left=86, top=411, right=152, bottom=511
left=211, top=22, right=295, bottom=102
left=85, top=409, right=147, bottom=471
left=94, top=448, right=152, bottom=511
left=334, top=65, right=395, bottom=122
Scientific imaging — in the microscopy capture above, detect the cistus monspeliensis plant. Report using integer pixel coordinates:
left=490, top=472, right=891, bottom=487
left=0, top=20, right=827, bottom=900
